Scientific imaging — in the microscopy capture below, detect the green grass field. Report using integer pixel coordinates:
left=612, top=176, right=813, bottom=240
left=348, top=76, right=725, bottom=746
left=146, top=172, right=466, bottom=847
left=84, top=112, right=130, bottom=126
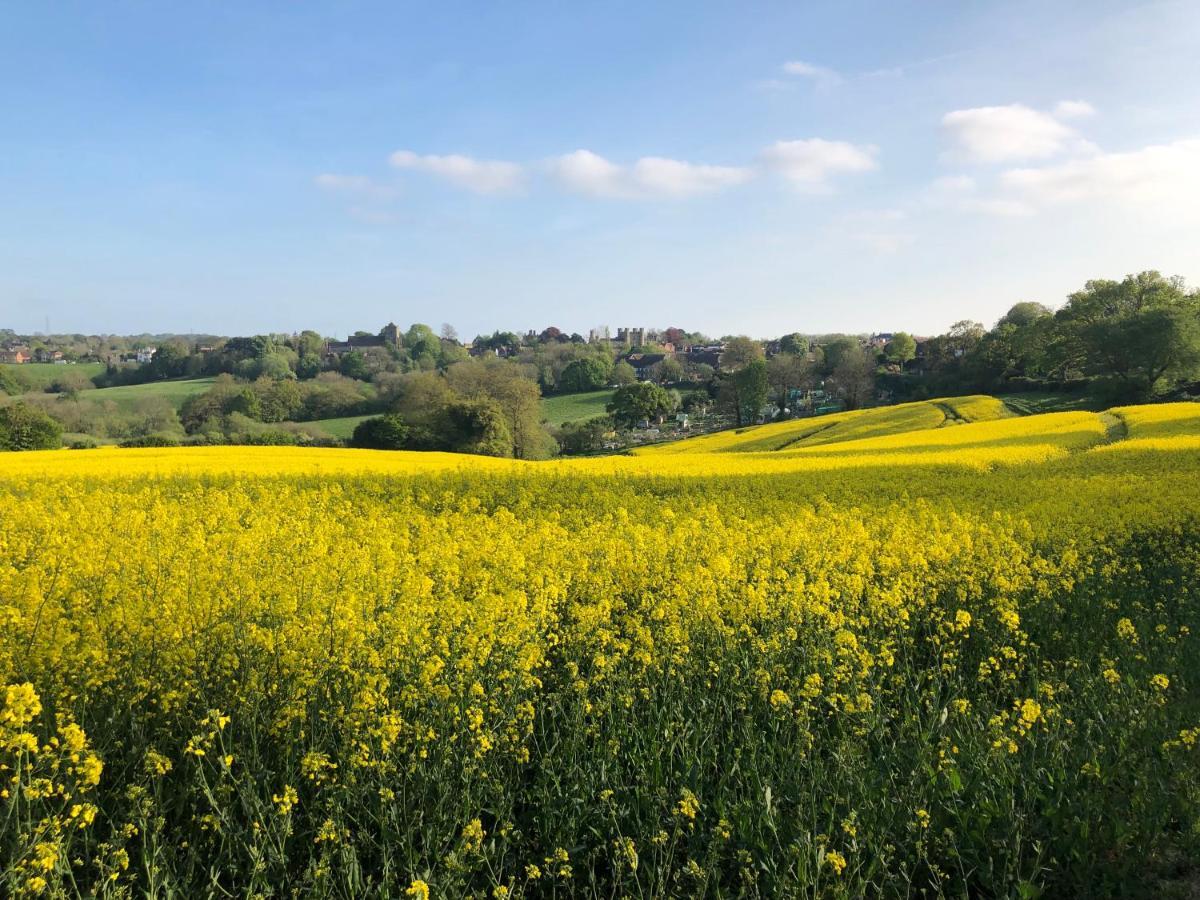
left=1, top=362, right=105, bottom=389
left=307, top=414, right=372, bottom=440
left=75, top=377, right=216, bottom=410
left=541, top=389, right=612, bottom=426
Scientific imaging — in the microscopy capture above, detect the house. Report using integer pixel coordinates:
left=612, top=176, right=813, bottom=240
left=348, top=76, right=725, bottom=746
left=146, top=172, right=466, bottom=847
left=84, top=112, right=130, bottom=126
left=135, top=347, right=157, bottom=364
left=624, top=352, right=666, bottom=380
left=683, top=345, right=723, bottom=370
left=325, top=322, right=401, bottom=357
left=34, top=348, right=64, bottom=363
left=0, top=346, right=31, bottom=364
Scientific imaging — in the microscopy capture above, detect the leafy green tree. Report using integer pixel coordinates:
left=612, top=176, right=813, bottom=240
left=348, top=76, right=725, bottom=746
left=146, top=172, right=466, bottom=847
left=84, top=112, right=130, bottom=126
left=0, top=402, right=63, bottom=451
left=339, top=351, right=370, bottom=381
left=610, top=361, right=637, bottom=386
left=720, top=358, right=769, bottom=425
left=352, top=414, right=410, bottom=450
left=720, top=336, right=764, bottom=371
left=256, top=378, right=304, bottom=423
left=445, top=398, right=513, bottom=457
left=998, top=301, right=1053, bottom=328
left=608, top=382, right=676, bottom=427
left=1055, top=271, right=1200, bottom=397
left=820, top=337, right=861, bottom=375
left=884, top=333, right=917, bottom=370
left=558, top=357, right=612, bottom=393
left=555, top=416, right=613, bottom=455
left=656, top=356, right=684, bottom=384
left=779, top=333, right=808, bottom=356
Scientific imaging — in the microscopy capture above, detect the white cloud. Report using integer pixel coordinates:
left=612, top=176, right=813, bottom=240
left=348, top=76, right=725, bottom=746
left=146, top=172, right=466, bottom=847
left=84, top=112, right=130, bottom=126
left=781, top=60, right=842, bottom=87
left=1001, top=138, right=1200, bottom=210
left=1054, top=99, right=1097, bottom=120
left=941, top=103, right=1092, bottom=163
left=547, top=149, right=752, bottom=199
left=389, top=150, right=525, bottom=194
left=759, top=139, right=878, bottom=191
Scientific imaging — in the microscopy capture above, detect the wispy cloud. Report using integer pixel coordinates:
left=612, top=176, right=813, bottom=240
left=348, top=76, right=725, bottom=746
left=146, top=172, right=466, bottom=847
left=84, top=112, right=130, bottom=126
left=389, top=150, right=525, bottom=194
left=780, top=59, right=842, bottom=88
left=941, top=103, right=1095, bottom=164
left=759, top=139, right=878, bottom=191
left=547, top=150, right=752, bottom=199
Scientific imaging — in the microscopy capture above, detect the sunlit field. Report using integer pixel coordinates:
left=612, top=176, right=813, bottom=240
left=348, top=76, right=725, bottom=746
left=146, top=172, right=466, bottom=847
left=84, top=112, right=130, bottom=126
left=3, top=399, right=1199, bottom=897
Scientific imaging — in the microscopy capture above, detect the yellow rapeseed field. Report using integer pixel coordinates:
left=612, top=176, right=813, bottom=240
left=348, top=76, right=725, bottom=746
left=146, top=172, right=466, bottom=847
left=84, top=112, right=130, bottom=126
left=2, top=399, right=1199, bottom=897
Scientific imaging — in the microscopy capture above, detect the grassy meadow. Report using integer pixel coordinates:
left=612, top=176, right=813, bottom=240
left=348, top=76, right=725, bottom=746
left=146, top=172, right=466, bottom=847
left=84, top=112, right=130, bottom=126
left=540, top=388, right=613, bottom=426
left=2, top=398, right=1199, bottom=897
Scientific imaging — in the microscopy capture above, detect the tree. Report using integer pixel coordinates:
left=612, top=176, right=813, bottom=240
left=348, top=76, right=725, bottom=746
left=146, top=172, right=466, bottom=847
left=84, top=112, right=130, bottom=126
left=352, top=414, right=410, bottom=450
left=608, top=382, right=676, bottom=427
left=558, top=357, right=612, bottom=393
left=444, top=398, right=514, bottom=457
left=447, top=359, right=554, bottom=459
left=1055, top=271, right=1200, bottom=397
left=820, top=337, right=861, bottom=375
left=884, top=332, right=917, bottom=370
left=610, top=361, right=637, bottom=386
left=720, top=336, right=764, bottom=371
left=656, top=356, right=684, bottom=384
left=998, top=302, right=1052, bottom=328
left=829, top=346, right=876, bottom=410
left=779, top=333, right=808, bottom=356
left=0, top=403, right=63, bottom=451
left=766, top=353, right=810, bottom=412
left=719, top=358, right=768, bottom=426
left=555, top=416, right=613, bottom=455
left=339, top=351, right=370, bottom=380
left=256, top=378, right=304, bottom=423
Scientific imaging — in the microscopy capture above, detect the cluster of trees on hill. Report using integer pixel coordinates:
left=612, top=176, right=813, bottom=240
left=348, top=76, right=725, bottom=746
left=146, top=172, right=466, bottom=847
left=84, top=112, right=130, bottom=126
left=351, top=360, right=556, bottom=459
left=893, top=271, right=1200, bottom=403
left=4, top=270, right=1198, bottom=454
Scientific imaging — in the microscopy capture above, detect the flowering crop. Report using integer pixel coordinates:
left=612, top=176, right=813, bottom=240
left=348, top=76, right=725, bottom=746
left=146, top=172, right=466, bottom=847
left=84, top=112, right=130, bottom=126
left=1, top=400, right=1199, bottom=897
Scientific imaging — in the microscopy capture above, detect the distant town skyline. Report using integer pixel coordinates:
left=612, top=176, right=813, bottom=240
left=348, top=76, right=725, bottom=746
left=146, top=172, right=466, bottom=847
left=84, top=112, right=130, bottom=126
left=2, top=1, right=1198, bottom=338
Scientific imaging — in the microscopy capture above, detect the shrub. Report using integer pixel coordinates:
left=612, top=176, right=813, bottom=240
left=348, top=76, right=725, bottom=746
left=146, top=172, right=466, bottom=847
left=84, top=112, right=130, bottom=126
left=0, top=402, right=63, bottom=451
left=352, top=414, right=410, bottom=450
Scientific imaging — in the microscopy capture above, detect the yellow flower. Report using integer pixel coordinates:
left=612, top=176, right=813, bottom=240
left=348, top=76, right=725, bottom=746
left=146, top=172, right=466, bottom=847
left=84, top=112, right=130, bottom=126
left=825, top=850, right=847, bottom=874
left=676, top=787, right=700, bottom=820
left=272, top=785, right=299, bottom=816
left=1151, top=674, right=1170, bottom=691
left=461, top=818, right=485, bottom=852
left=1019, top=699, right=1042, bottom=726
left=405, top=880, right=430, bottom=900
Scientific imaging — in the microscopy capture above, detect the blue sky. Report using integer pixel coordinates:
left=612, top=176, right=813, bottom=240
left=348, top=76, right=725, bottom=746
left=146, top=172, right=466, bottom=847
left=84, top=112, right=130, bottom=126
left=2, top=1, right=1198, bottom=339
